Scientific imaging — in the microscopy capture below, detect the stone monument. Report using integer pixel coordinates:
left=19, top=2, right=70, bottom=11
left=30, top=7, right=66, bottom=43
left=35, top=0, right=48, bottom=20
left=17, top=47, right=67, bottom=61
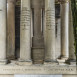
left=0, top=0, right=76, bottom=77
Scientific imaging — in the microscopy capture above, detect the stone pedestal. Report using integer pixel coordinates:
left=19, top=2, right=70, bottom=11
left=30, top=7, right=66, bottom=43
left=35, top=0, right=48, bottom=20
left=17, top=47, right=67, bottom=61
left=44, top=0, right=56, bottom=62
left=7, top=0, right=16, bottom=60
left=57, top=0, right=69, bottom=64
left=0, top=0, right=7, bottom=64
left=19, top=0, right=32, bottom=65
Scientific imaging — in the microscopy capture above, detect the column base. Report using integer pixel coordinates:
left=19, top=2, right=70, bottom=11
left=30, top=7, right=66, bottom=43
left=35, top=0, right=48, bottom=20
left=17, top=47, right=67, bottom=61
left=11, top=59, right=32, bottom=66
left=0, top=59, right=8, bottom=65
left=57, top=57, right=69, bottom=65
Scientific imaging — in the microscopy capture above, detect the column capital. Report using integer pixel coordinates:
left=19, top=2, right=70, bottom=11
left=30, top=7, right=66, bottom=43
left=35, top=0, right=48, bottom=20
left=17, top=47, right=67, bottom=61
left=59, top=0, right=69, bottom=3
left=7, top=0, right=16, bottom=4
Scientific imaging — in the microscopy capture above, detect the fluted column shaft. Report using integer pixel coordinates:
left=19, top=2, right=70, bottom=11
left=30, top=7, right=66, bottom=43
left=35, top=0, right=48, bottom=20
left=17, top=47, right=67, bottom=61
left=7, top=0, right=15, bottom=59
left=61, top=0, right=69, bottom=59
left=0, top=0, right=7, bottom=64
left=45, top=0, right=56, bottom=61
left=20, top=0, right=31, bottom=61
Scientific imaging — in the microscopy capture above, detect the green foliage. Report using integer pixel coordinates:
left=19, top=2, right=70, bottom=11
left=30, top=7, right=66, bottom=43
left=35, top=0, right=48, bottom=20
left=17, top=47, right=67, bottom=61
left=71, top=0, right=77, bottom=63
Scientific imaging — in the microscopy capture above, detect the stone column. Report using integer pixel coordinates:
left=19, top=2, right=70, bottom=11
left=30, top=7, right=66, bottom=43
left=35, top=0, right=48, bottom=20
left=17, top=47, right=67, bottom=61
left=19, top=0, right=32, bottom=65
left=7, top=0, right=16, bottom=59
left=57, top=0, right=69, bottom=64
left=0, top=0, right=7, bottom=64
left=44, top=0, right=56, bottom=62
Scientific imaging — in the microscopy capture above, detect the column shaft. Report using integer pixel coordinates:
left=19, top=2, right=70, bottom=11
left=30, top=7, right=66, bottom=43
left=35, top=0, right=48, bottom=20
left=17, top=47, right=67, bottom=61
left=0, top=0, right=7, bottom=64
left=61, top=1, right=69, bottom=58
left=20, top=0, right=31, bottom=61
left=45, top=0, right=56, bottom=61
left=7, top=0, right=15, bottom=59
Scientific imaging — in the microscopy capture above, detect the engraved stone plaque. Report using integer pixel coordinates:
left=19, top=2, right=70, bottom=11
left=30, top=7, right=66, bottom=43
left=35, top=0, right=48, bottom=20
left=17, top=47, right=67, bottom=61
left=14, top=75, right=62, bottom=77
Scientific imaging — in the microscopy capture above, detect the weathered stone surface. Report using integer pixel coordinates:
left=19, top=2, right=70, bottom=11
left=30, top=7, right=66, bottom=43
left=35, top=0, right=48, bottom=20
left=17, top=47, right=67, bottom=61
left=58, top=1, right=69, bottom=63
left=69, top=1, right=76, bottom=60
left=0, top=0, right=7, bottom=64
left=7, top=0, right=16, bottom=60
left=11, top=60, right=32, bottom=65
left=32, top=48, right=44, bottom=64
left=55, top=18, right=61, bottom=59
left=0, top=75, right=14, bottom=77
left=45, top=0, right=56, bottom=61
left=61, top=2, right=69, bottom=58
left=15, top=75, right=62, bottom=77
left=63, top=75, right=77, bottom=77
left=20, top=0, right=32, bottom=62
left=0, top=64, right=76, bottom=75
left=32, top=0, right=44, bottom=64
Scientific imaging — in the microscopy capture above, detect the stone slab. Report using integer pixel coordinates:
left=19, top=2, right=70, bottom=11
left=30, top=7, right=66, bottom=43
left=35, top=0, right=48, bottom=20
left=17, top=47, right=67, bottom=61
left=0, top=75, right=14, bottom=77
left=0, top=75, right=77, bottom=77
left=44, top=61, right=58, bottom=65
left=14, top=75, right=62, bottom=77
left=0, top=64, right=76, bottom=75
left=11, top=60, right=32, bottom=65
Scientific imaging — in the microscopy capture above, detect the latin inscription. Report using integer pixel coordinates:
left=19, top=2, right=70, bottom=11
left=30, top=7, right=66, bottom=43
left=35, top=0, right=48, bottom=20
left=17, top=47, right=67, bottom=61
left=1, top=68, right=75, bottom=72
